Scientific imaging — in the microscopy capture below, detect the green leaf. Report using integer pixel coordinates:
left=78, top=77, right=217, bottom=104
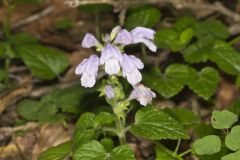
left=155, top=144, right=182, bottom=160
left=143, top=64, right=189, bottom=98
left=193, top=123, right=220, bottom=138
left=111, top=145, right=135, bottom=160
left=130, top=107, right=188, bottom=140
left=17, top=99, right=42, bottom=121
left=199, top=145, right=230, bottom=160
left=222, top=150, right=240, bottom=160
left=75, top=113, right=95, bottom=130
left=154, top=28, right=193, bottom=52
left=126, top=7, right=160, bottom=30
left=187, top=67, right=220, bottom=100
left=163, top=108, right=199, bottom=128
left=183, top=35, right=215, bottom=63
left=209, top=41, right=240, bottom=75
left=225, top=126, right=240, bottom=151
left=17, top=45, right=69, bottom=80
left=174, top=16, right=197, bottom=32
left=195, top=20, right=229, bottom=40
left=192, top=135, right=221, bottom=155
left=54, top=19, right=73, bottom=30
left=38, top=141, right=71, bottom=160
left=72, top=128, right=95, bottom=150
left=94, top=112, right=115, bottom=127
left=211, top=110, right=238, bottom=129
left=100, top=138, right=114, bottom=152
left=236, top=75, right=240, bottom=87
left=74, top=140, right=135, bottom=160
left=229, top=100, right=240, bottom=116
left=9, top=33, right=38, bottom=45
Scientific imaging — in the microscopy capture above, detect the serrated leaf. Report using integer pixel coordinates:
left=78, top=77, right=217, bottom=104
left=74, top=140, right=135, bottom=160
left=17, top=45, right=69, bottom=80
left=187, top=67, right=220, bottom=100
left=75, top=113, right=95, bottom=130
left=94, top=112, right=115, bottom=127
left=126, top=7, right=160, bottom=30
left=154, top=28, right=193, bottom=52
left=211, top=110, right=238, bottom=129
left=174, top=16, right=197, bottom=32
left=225, top=126, right=240, bottom=151
left=192, top=135, right=221, bottom=155
left=9, top=33, right=38, bottom=45
left=222, top=150, right=240, bottom=160
left=163, top=108, right=199, bottom=128
left=183, top=35, right=215, bottom=63
left=195, top=20, right=229, bottom=39
left=17, top=99, right=42, bottom=121
left=38, top=141, right=71, bottom=160
left=209, top=41, right=240, bottom=75
left=143, top=64, right=189, bottom=98
left=130, top=107, right=188, bottom=140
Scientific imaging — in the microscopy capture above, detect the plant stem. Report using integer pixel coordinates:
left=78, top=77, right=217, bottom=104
left=3, top=0, right=13, bottom=38
left=95, top=12, right=100, bottom=40
left=141, top=44, right=147, bottom=62
left=179, top=149, right=192, bottom=157
left=174, top=139, right=181, bottom=154
left=115, top=116, right=126, bottom=145
left=4, top=58, right=10, bottom=85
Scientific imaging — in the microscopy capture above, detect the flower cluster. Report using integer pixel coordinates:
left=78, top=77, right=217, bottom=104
left=75, top=26, right=156, bottom=106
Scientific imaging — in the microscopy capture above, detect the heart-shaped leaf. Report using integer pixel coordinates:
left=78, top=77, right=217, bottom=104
left=143, top=64, right=189, bottom=98
left=187, top=67, right=220, bottom=100
left=211, top=110, right=238, bottom=129
left=192, top=135, right=221, bottom=155
left=130, top=107, right=188, bottom=140
left=225, top=126, right=240, bottom=151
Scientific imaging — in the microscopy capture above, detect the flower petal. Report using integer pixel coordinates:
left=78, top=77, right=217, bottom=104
left=105, top=58, right=121, bottom=75
left=131, top=27, right=155, bottom=40
left=81, top=73, right=96, bottom=88
left=114, top=29, right=133, bottom=45
left=75, top=59, right=87, bottom=75
left=126, top=68, right=142, bottom=85
left=100, top=43, right=122, bottom=64
left=82, top=33, right=100, bottom=48
left=133, top=37, right=157, bottom=52
left=105, top=85, right=115, bottom=99
left=85, top=55, right=100, bottom=74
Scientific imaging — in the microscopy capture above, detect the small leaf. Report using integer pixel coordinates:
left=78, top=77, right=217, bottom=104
left=74, top=140, right=107, bottom=160
left=17, top=99, right=42, bottom=121
left=225, top=126, right=240, bottom=151
left=100, top=138, right=114, bottom=152
left=192, top=135, right=221, bottom=155
left=9, top=33, right=38, bottom=45
left=155, top=144, right=182, bottom=160
left=143, top=64, right=189, bottom=98
left=174, top=16, right=197, bottom=32
left=163, top=108, right=199, bottom=128
left=126, top=7, right=160, bottom=30
left=130, top=107, right=188, bottom=140
left=72, top=128, right=95, bottom=150
left=38, top=141, right=71, bottom=160
left=17, top=45, right=69, bottom=80
left=211, top=110, right=238, bottom=129
left=75, top=113, right=95, bottom=130
left=94, top=112, right=115, bottom=127
left=74, top=140, right=135, bottom=160
left=187, top=67, right=220, bottom=100
left=222, top=150, right=240, bottom=160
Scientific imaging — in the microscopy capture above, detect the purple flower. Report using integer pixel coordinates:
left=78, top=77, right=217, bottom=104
left=82, top=33, right=101, bottom=48
left=75, top=55, right=99, bottom=88
left=130, top=84, right=156, bottom=106
left=105, top=85, right=115, bottom=99
left=120, top=54, right=144, bottom=85
left=131, top=27, right=157, bottom=52
left=114, top=29, right=133, bottom=45
left=100, top=43, right=122, bottom=75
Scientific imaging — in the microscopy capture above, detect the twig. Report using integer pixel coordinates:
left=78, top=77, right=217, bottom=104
left=64, top=0, right=240, bottom=22
left=12, top=6, right=54, bottom=29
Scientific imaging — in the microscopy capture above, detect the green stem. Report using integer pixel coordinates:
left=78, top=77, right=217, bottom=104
left=3, top=0, right=13, bottom=38
left=95, top=12, right=100, bottom=40
left=4, top=58, right=10, bottom=85
left=115, top=116, right=126, bottom=145
left=174, top=139, right=181, bottom=154
left=228, top=35, right=240, bottom=45
left=141, top=44, right=147, bottom=62
left=179, top=149, right=192, bottom=157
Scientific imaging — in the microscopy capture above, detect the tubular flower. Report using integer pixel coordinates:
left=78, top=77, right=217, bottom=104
left=114, top=29, right=133, bottom=45
left=131, top=27, right=157, bottom=52
left=120, top=54, right=144, bottom=85
left=130, top=84, right=156, bottom=106
left=105, top=85, right=115, bottom=99
left=100, top=43, right=122, bottom=75
left=82, top=33, right=101, bottom=48
left=75, top=55, right=99, bottom=88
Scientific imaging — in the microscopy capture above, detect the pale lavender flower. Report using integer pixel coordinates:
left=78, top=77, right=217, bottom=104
left=114, top=29, right=133, bottom=45
left=105, top=85, right=115, bottom=99
left=130, top=84, right=156, bottom=106
left=120, top=54, right=144, bottom=85
left=75, top=55, right=99, bottom=88
left=100, top=43, right=122, bottom=75
left=131, top=27, right=157, bottom=52
left=82, top=33, right=101, bottom=48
